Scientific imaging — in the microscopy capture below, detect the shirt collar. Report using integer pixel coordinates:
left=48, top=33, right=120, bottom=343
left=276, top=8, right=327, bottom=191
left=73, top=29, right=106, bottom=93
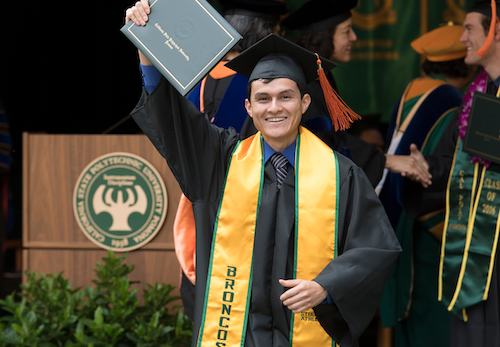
left=263, top=139, right=296, bottom=168
left=493, top=75, right=500, bottom=88
left=487, top=76, right=500, bottom=96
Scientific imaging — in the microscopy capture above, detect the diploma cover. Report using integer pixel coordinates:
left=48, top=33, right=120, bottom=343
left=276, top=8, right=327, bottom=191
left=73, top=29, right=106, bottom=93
left=463, top=92, right=500, bottom=164
left=121, top=0, right=242, bottom=96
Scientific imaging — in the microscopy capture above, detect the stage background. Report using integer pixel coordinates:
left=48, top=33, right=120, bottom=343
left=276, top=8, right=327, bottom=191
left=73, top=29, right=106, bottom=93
left=284, top=0, right=477, bottom=122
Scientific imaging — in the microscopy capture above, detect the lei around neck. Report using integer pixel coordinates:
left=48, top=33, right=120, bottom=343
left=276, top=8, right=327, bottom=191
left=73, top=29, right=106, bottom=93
left=457, top=68, right=491, bottom=168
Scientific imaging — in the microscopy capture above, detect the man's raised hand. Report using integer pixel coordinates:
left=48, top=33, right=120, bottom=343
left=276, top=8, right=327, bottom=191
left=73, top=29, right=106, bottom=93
left=125, top=0, right=151, bottom=26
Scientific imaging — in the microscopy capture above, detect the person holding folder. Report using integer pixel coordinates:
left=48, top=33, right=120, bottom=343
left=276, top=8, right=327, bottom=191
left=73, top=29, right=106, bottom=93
left=173, top=0, right=289, bottom=323
left=126, top=2, right=401, bottom=346
left=401, top=1, right=500, bottom=346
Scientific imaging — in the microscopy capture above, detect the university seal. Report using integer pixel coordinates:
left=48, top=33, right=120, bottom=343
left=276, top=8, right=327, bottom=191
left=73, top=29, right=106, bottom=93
left=73, top=152, right=167, bottom=251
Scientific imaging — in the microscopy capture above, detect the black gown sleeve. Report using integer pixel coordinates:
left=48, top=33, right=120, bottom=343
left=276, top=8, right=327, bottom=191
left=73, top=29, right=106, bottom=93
left=313, top=155, right=401, bottom=346
left=131, top=78, right=239, bottom=203
left=315, top=131, right=386, bottom=188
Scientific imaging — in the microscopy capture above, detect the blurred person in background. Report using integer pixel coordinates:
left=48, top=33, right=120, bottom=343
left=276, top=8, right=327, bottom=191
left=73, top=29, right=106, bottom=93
left=380, top=13, right=492, bottom=347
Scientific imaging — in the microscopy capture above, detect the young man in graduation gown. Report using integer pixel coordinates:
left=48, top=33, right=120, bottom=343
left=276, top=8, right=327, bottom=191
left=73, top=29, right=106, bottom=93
left=402, top=1, right=500, bottom=346
left=126, top=6, right=401, bottom=346
left=173, top=0, right=289, bottom=322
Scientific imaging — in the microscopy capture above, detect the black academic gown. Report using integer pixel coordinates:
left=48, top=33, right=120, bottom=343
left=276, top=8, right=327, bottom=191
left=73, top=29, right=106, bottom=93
left=402, top=78, right=500, bottom=347
left=132, top=78, right=401, bottom=347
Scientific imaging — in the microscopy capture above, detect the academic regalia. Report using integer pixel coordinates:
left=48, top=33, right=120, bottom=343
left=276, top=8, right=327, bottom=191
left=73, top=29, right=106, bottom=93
left=177, top=68, right=249, bottom=322
left=379, top=79, right=463, bottom=227
left=239, top=0, right=387, bottom=187
left=378, top=22, right=470, bottom=227
left=176, top=0, right=289, bottom=320
left=132, top=34, right=400, bottom=347
left=132, top=78, right=400, bottom=347
left=402, top=114, right=459, bottom=220
left=239, top=74, right=386, bottom=188
left=302, top=77, right=386, bottom=188
left=187, top=61, right=249, bottom=133
left=378, top=22, right=474, bottom=347
left=378, top=78, right=462, bottom=347
left=280, top=0, right=357, bottom=36
left=402, top=76, right=500, bottom=347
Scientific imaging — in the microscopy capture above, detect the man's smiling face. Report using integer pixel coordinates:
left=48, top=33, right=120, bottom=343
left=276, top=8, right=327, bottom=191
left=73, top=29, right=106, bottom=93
left=245, top=78, right=311, bottom=152
left=460, top=12, right=488, bottom=66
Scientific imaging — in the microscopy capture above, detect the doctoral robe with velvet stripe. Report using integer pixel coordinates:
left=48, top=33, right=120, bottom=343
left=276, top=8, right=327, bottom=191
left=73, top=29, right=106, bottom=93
left=379, top=80, right=462, bottom=347
left=131, top=78, right=401, bottom=347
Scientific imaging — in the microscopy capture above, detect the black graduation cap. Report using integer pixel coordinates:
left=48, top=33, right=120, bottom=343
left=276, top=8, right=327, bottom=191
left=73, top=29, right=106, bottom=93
left=468, top=0, right=500, bottom=17
left=216, top=0, right=289, bottom=17
left=225, top=34, right=360, bottom=131
left=281, top=0, right=358, bottom=34
left=225, top=33, right=336, bottom=89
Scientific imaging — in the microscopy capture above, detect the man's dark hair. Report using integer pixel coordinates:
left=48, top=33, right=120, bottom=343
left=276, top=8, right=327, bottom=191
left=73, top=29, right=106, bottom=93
left=247, top=78, right=306, bottom=101
left=226, top=14, right=280, bottom=53
left=421, top=58, right=472, bottom=79
left=481, top=13, right=493, bottom=34
left=295, top=26, right=337, bottom=60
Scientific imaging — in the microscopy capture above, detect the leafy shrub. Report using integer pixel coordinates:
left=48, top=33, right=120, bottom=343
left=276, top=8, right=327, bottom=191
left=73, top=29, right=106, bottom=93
left=0, top=251, right=192, bottom=347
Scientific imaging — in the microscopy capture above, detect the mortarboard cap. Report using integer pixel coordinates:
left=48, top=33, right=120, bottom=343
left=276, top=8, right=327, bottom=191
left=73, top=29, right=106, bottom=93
left=468, top=0, right=500, bottom=17
left=225, top=34, right=360, bottom=131
left=225, top=33, right=336, bottom=89
left=281, top=0, right=358, bottom=34
left=411, top=23, right=467, bottom=62
left=217, top=0, right=289, bottom=18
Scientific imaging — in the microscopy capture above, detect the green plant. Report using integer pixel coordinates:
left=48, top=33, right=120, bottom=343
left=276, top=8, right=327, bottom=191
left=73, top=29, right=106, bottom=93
left=0, top=251, right=192, bottom=347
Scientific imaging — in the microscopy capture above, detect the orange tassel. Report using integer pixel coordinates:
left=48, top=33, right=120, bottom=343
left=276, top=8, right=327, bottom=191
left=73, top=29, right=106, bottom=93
left=315, top=54, right=361, bottom=131
left=476, top=0, right=498, bottom=58
left=199, top=76, right=208, bottom=113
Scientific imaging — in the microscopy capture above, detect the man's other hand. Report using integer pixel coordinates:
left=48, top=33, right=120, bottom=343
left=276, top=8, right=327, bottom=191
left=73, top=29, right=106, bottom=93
left=279, top=279, right=327, bottom=313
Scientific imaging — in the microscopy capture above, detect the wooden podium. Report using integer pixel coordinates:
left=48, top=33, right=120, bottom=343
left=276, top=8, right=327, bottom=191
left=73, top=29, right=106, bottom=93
left=22, top=133, right=183, bottom=296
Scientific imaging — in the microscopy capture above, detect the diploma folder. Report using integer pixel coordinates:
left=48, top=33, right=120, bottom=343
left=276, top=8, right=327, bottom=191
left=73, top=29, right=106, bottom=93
left=463, top=91, right=500, bottom=164
left=121, top=0, right=242, bottom=96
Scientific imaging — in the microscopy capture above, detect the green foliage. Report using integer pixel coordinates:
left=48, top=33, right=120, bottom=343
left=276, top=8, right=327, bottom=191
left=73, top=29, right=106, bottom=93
left=0, top=250, right=192, bottom=347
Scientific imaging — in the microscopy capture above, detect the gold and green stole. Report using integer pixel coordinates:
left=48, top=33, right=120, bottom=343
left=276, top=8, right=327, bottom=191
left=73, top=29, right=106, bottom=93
left=197, top=126, right=340, bottom=347
left=439, top=139, right=500, bottom=320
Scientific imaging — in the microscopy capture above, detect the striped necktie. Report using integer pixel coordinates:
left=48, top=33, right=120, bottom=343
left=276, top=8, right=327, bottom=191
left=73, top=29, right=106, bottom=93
left=269, top=152, right=288, bottom=188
